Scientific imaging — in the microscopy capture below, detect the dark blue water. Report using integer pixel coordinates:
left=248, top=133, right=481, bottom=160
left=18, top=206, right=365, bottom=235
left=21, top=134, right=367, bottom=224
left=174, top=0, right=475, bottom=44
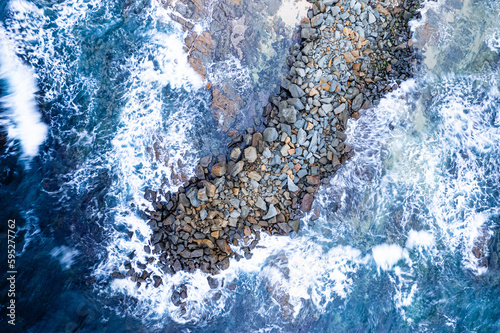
left=1, top=0, right=500, bottom=332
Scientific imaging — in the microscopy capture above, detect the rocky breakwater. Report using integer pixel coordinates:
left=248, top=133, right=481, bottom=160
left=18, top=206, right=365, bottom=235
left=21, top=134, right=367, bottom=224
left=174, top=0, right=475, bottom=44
left=124, top=0, right=421, bottom=288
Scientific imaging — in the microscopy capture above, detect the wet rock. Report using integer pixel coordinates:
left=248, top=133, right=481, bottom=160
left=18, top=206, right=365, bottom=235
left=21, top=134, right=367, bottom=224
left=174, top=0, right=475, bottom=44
left=207, top=276, right=218, bottom=289
left=179, top=193, right=191, bottom=207
left=144, top=189, right=157, bottom=202
left=300, top=194, right=314, bottom=213
left=153, top=275, right=162, bottom=288
left=219, top=257, right=230, bottom=270
left=288, top=220, right=300, bottom=233
left=173, top=260, right=182, bottom=272
left=278, top=222, right=293, bottom=234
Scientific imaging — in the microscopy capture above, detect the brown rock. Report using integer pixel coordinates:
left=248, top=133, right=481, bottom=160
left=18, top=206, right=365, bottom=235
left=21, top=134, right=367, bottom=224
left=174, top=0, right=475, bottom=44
left=204, top=181, right=216, bottom=197
left=248, top=171, right=262, bottom=181
left=252, top=132, right=262, bottom=147
left=309, top=87, right=319, bottom=96
left=212, top=162, right=226, bottom=177
left=332, top=154, right=340, bottom=167
left=217, top=240, right=232, bottom=254
left=194, top=238, right=215, bottom=249
left=306, top=176, right=321, bottom=186
left=344, top=51, right=355, bottom=63
left=244, top=226, right=251, bottom=236
left=300, top=194, right=314, bottom=212
left=197, top=188, right=208, bottom=201
left=230, top=148, right=241, bottom=161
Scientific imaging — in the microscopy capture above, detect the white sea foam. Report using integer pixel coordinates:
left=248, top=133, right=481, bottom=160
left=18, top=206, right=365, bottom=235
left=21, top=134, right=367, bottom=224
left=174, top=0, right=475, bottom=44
left=406, top=230, right=435, bottom=249
left=277, top=0, right=310, bottom=27
left=5, top=0, right=495, bottom=327
left=207, top=55, right=251, bottom=94
left=99, top=230, right=365, bottom=325
left=0, top=27, right=47, bottom=160
left=372, top=244, right=410, bottom=272
left=90, top=1, right=223, bottom=325
left=50, top=246, right=79, bottom=270
left=6, top=0, right=102, bottom=102
left=486, top=29, right=500, bottom=53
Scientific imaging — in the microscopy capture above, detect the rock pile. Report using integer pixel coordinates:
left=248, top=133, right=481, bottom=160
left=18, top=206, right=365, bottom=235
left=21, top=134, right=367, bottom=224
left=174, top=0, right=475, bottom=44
left=121, top=0, right=422, bottom=286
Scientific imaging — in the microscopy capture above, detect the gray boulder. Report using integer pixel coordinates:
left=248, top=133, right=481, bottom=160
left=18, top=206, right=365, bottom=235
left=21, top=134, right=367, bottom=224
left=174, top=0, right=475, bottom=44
left=288, top=84, right=305, bottom=98
left=263, top=127, right=278, bottom=142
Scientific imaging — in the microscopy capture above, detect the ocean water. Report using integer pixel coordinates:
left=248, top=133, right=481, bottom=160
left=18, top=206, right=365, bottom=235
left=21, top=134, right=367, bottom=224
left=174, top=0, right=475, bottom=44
left=0, top=0, right=499, bottom=332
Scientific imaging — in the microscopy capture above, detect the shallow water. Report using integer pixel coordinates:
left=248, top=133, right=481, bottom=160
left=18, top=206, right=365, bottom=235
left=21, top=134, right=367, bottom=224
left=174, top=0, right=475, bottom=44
left=1, top=0, right=500, bottom=332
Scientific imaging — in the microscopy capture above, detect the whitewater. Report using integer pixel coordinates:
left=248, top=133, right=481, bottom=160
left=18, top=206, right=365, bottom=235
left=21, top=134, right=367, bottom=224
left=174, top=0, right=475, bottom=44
left=0, top=0, right=499, bottom=332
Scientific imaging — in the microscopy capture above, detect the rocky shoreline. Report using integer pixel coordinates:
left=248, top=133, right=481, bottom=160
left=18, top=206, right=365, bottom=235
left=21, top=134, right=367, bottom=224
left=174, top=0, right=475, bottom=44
left=121, top=0, right=422, bottom=293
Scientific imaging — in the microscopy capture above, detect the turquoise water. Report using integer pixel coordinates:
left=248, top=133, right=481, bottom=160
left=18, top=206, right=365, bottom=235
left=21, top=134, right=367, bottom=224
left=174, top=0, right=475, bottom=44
left=0, top=0, right=499, bottom=332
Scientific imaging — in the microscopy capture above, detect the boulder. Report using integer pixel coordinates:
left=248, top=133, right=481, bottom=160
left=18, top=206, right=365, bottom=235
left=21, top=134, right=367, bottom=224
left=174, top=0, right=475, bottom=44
left=288, top=220, right=300, bottom=233
left=256, top=197, right=267, bottom=211
left=191, top=249, right=204, bottom=258
left=306, top=176, right=321, bottom=186
left=244, top=147, right=258, bottom=163
left=212, top=162, right=226, bottom=177
left=300, top=194, right=314, bottom=212
left=199, top=155, right=212, bottom=168
left=288, top=84, right=305, bottom=98
left=231, top=161, right=245, bottom=177
left=297, top=128, right=307, bottom=146
left=334, top=103, right=346, bottom=114
left=288, top=176, right=299, bottom=192
left=352, top=93, right=364, bottom=111
left=311, top=14, right=324, bottom=28
left=207, top=276, right=218, bottom=289
left=282, top=107, right=297, bottom=124
left=197, top=188, right=208, bottom=201
left=263, top=204, right=278, bottom=220
left=204, top=181, right=216, bottom=197
left=263, top=127, right=278, bottom=142
left=230, top=148, right=241, bottom=161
